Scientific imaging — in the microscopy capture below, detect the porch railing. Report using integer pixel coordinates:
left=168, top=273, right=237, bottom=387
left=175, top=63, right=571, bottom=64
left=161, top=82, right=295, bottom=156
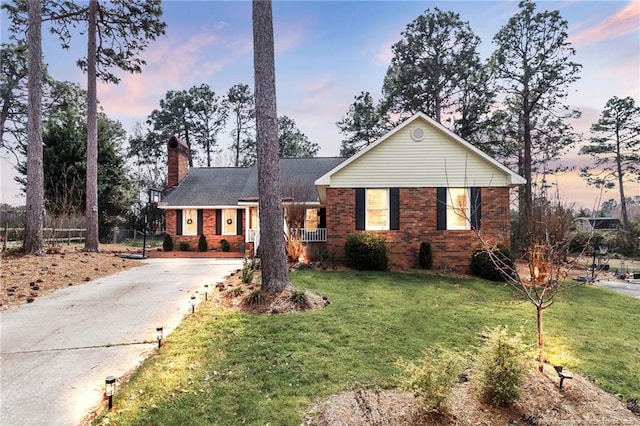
left=246, top=228, right=326, bottom=243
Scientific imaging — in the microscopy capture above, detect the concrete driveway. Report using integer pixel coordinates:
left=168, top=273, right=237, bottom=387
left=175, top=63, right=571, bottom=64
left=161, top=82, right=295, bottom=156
left=0, top=257, right=242, bottom=426
left=595, top=278, right=640, bottom=299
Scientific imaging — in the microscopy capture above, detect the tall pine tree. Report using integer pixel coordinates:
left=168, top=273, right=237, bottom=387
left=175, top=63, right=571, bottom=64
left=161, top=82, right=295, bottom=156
left=580, top=96, right=640, bottom=230
left=253, top=0, right=290, bottom=292
left=489, top=0, right=581, bottom=247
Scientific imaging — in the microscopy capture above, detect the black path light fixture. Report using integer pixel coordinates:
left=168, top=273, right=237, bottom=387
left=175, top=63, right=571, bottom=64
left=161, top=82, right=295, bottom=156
left=190, top=295, right=196, bottom=313
left=142, top=187, right=162, bottom=259
left=156, top=326, right=164, bottom=348
left=105, top=375, right=116, bottom=410
left=204, top=284, right=209, bottom=301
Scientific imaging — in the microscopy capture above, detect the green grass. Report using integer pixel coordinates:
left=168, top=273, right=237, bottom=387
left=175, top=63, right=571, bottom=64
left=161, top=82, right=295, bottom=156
left=95, top=271, right=640, bottom=425
left=119, top=237, right=163, bottom=249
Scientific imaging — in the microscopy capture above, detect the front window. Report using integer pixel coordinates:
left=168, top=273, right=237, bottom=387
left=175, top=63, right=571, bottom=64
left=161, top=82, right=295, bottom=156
left=183, top=208, right=198, bottom=235
left=305, top=208, right=318, bottom=230
left=366, top=188, right=388, bottom=230
left=447, top=188, right=470, bottom=230
left=249, top=207, right=258, bottom=230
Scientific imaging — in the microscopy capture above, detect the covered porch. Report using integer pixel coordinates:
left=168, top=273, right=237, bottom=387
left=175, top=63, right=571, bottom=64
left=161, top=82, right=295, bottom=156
left=242, top=204, right=327, bottom=243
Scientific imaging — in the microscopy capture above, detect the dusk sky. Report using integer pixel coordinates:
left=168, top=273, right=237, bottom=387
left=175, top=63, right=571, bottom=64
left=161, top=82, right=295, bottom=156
left=1, top=0, right=639, bottom=210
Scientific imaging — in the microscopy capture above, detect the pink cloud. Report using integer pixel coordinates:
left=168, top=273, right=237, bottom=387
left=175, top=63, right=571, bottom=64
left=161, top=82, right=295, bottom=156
left=274, top=18, right=311, bottom=55
left=299, top=75, right=337, bottom=105
left=570, top=1, right=640, bottom=47
left=95, top=27, right=252, bottom=121
left=373, top=39, right=394, bottom=66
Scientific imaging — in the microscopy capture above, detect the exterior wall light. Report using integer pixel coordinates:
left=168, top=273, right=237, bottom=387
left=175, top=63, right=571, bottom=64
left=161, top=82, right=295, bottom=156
left=105, top=375, right=116, bottom=410
left=156, top=326, right=163, bottom=348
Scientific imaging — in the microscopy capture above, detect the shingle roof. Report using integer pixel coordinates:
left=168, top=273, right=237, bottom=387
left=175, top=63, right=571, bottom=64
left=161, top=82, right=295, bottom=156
left=161, top=157, right=346, bottom=207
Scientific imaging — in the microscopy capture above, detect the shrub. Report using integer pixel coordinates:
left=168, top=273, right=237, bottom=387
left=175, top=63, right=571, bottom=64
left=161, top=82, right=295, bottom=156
left=397, top=345, right=465, bottom=414
left=179, top=241, right=190, bottom=251
left=475, top=326, right=529, bottom=406
left=286, top=233, right=305, bottom=261
left=470, top=244, right=515, bottom=281
left=243, top=289, right=266, bottom=307
left=610, top=223, right=640, bottom=257
left=344, top=232, right=388, bottom=271
left=220, top=239, right=230, bottom=252
left=418, top=241, right=433, bottom=269
left=198, top=234, right=208, bottom=252
left=240, top=258, right=255, bottom=284
left=319, top=249, right=333, bottom=270
left=289, top=287, right=309, bottom=308
left=162, top=234, right=173, bottom=252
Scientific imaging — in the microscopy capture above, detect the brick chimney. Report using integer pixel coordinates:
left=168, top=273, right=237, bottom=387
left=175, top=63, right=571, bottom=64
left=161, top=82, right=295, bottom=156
left=167, top=136, right=190, bottom=188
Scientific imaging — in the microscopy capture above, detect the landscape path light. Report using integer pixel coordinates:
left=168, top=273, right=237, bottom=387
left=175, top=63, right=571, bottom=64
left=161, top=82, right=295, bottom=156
left=190, top=295, right=196, bottom=313
left=105, top=375, right=116, bottom=410
left=156, top=326, right=163, bottom=348
left=204, top=284, right=209, bottom=301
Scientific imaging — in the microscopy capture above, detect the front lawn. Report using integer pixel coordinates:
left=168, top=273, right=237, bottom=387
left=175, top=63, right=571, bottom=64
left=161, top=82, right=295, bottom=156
left=94, top=270, right=640, bottom=425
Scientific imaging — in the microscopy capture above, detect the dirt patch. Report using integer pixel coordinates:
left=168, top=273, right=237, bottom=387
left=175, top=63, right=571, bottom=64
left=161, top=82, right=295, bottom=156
left=1, top=244, right=141, bottom=311
left=211, top=269, right=330, bottom=314
left=303, top=364, right=639, bottom=425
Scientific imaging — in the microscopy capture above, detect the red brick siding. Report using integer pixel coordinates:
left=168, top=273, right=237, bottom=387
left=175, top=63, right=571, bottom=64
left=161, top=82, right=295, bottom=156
left=325, top=187, right=511, bottom=273
left=165, top=209, right=327, bottom=258
left=165, top=209, right=247, bottom=253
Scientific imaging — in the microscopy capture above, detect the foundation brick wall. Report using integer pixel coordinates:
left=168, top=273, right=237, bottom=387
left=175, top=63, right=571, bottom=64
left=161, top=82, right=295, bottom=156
left=325, top=187, right=511, bottom=273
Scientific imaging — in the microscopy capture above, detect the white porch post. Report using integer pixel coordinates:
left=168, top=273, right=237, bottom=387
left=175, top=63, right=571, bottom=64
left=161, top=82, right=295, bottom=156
left=244, top=207, right=250, bottom=242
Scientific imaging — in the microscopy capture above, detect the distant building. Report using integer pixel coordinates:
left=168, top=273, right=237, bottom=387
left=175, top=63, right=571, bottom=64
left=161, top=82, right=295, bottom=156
left=574, top=217, right=621, bottom=232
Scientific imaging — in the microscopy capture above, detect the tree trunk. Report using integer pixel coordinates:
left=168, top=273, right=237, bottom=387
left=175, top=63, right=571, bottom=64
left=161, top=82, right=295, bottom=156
left=253, top=0, right=290, bottom=293
left=235, top=115, right=241, bottom=167
left=522, top=102, right=533, bottom=248
left=24, top=0, right=45, bottom=256
left=537, top=304, right=544, bottom=372
left=184, top=125, right=193, bottom=167
left=615, top=127, right=629, bottom=230
left=84, top=0, right=99, bottom=252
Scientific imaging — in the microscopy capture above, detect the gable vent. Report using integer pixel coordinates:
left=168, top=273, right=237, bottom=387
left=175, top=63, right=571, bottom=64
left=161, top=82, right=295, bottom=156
left=411, top=127, right=425, bottom=142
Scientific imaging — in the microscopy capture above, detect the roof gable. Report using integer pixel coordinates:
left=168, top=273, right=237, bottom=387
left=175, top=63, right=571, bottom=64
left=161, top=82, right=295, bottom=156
left=316, top=112, right=525, bottom=188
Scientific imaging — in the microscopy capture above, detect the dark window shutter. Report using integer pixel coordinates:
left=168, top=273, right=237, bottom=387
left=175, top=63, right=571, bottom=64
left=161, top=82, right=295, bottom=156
left=176, top=210, right=183, bottom=235
left=318, top=208, right=326, bottom=228
left=355, top=188, right=365, bottom=230
left=471, top=187, right=481, bottom=230
left=215, top=209, right=222, bottom=235
left=236, top=209, right=243, bottom=235
left=436, top=187, right=447, bottom=230
left=389, top=187, right=400, bottom=230
left=197, top=209, right=203, bottom=235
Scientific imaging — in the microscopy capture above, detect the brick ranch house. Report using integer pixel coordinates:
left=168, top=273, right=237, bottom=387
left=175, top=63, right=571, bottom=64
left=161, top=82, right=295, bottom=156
left=158, top=112, right=525, bottom=272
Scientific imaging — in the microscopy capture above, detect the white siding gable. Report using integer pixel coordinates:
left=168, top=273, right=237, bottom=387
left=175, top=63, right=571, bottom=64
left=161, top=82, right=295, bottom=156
left=327, top=115, right=520, bottom=188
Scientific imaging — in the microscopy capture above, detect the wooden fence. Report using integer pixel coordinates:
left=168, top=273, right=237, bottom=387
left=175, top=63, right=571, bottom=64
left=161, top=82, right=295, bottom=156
left=2, top=225, right=86, bottom=249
